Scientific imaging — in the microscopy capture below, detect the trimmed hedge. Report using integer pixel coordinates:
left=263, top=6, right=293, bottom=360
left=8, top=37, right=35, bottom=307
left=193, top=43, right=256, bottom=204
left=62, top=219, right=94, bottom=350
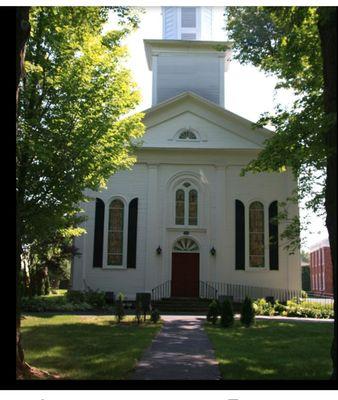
left=21, top=289, right=110, bottom=312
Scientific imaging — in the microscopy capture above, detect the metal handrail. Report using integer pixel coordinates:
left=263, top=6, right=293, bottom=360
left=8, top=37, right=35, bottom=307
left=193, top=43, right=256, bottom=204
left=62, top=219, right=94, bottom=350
left=206, top=281, right=305, bottom=303
left=151, top=280, right=171, bottom=301
left=199, top=281, right=218, bottom=299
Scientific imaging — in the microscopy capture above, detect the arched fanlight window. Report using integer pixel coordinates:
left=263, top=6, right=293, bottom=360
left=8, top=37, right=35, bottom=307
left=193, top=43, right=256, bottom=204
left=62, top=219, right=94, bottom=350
left=108, top=199, right=124, bottom=265
left=178, top=130, right=197, bottom=140
left=175, top=182, right=198, bottom=226
left=173, top=238, right=199, bottom=252
left=249, top=201, right=265, bottom=268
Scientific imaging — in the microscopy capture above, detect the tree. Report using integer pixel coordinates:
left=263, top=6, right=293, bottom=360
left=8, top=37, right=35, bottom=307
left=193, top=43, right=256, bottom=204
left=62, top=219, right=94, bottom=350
left=301, top=250, right=309, bottom=263
left=16, top=7, right=30, bottom=115
left=220, top=298, right=234, bottom=328
left=225, top=6, right=336, bottom=377
left=240, top=296, right=255, bottom=327
left=16, top=6, right=144, bottom=377
left=16, top=6, right=31, bottom=376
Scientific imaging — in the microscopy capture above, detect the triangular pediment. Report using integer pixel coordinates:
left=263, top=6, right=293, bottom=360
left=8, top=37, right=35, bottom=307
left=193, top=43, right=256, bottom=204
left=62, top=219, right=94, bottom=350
left=141, top=92, right=273, bottom=150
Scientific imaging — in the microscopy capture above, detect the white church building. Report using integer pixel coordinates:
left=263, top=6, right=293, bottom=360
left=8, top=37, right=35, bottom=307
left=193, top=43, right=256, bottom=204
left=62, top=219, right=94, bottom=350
left=71, top=7, right=301, bottom=300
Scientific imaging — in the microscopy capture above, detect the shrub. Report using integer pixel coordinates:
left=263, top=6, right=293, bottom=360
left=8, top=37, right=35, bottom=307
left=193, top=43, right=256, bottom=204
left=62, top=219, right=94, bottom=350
left=273, top=300, right=287, bottom=315
left=253, top=298, right=274, bottom=316
left=84, top=290, right=106, bottom=308
left=220, top=298, right=234, bottom=328
left=207, top=300, right=219, bottom=325
left=135, top=301, right=142, bottom=324
left=66, top=290, right=85, bottom=304
left=115, top=292, right=125, bottom=323
left=252, top=297, right=334, bottom=319
left=136, top=293, right=151, bottom=322
left=240, top=296, right=255, bottom=327
left=21, top=295, right=93, bottom=312
left=150, top=309, right=160, bottom=323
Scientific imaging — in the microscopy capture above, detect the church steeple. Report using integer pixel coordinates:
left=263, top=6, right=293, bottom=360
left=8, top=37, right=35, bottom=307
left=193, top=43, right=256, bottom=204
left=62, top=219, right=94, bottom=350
left=162, top=7, right=212, bottom=41
left=144, top=7, right=232, bottom=107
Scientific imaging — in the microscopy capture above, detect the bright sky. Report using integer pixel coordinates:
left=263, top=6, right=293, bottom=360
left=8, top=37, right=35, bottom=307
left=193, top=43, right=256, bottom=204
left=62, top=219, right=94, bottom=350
left=109, top=6, right=328, bottom=252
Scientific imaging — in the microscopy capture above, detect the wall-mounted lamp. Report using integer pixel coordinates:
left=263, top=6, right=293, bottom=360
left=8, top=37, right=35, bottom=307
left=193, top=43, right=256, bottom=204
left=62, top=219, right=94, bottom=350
left=156, top=246, right=162, bottom=255
left=210, top=247, right=216, bottom=256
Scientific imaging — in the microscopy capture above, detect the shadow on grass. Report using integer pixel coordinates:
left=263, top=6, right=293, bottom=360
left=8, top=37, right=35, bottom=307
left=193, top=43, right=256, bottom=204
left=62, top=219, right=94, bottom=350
left=21, top=316, right=161, bottom=380
left=204, top=320, right=333, bottom=380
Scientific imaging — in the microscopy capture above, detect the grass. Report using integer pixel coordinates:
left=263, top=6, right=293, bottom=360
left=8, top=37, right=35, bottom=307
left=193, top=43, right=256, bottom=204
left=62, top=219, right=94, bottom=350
left=204, top=320, right=334, bottom=380
left=21, top=314, right=161, bottom=380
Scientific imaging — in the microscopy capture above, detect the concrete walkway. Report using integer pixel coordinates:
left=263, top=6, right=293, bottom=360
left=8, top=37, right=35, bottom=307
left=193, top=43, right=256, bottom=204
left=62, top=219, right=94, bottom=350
left=131, top=315, right=221, bottom=380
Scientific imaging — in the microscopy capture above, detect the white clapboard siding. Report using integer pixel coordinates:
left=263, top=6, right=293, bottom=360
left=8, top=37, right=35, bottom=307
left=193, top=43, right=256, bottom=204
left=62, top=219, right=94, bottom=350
left=163, top=6, right=178, bottom=39
left=157, top=53, right=220, bottom=104
left=201, top=7, right=212, bottom=40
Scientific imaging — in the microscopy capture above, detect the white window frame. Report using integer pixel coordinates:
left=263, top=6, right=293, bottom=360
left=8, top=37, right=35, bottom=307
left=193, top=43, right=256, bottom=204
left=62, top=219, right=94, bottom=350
left=174, top=182, right=199, bottom=227
left=177, top=7, right=201, bottom=40
left=103, top=196, right=129, bottom=269
left=244, top=199, right=269, bottom=271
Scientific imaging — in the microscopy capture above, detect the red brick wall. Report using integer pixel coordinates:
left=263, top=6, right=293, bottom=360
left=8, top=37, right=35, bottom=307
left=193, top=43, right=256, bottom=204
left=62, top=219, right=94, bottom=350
left=309, top=246, right=333, bottom=296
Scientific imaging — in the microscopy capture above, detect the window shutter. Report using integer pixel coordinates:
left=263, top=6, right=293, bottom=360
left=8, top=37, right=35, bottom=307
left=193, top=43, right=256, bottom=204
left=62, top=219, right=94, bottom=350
left=235, top=200, right=245, bottom=270
left=127, top=198, right=138, bottom=268
left=93, top=198, right=104, bottom=268
left=181, top=33, right=196, bottom=40
left=269, top=201, right=279, bottom=270
left=181, top=7, right=196, bottom=28
left=163, top=7, right=178, bottom=39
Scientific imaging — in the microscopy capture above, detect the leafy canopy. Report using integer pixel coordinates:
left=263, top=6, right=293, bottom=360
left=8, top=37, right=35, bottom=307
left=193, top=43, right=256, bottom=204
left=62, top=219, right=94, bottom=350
left=225, top=7, right=331, bottom=250
left=17, top=7, right=145, bottom=246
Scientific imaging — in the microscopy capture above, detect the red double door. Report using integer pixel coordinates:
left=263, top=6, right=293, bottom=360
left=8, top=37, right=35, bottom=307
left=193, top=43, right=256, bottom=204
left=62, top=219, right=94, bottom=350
left=171, top=252, right=199, bottom=297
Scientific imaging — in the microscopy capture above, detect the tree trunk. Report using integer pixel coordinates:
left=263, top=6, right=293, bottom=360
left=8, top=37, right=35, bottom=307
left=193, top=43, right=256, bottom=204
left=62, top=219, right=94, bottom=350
left=318, top=7, right=337, bottom=380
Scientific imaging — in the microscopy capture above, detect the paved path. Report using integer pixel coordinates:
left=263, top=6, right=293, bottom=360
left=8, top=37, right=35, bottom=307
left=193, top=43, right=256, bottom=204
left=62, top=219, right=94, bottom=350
left=131, top=315, right=221, bottom=380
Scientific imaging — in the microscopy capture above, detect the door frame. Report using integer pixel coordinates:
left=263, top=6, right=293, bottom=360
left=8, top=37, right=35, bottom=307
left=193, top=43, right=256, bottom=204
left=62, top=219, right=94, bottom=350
left=170, top=236, right=200, bottom=297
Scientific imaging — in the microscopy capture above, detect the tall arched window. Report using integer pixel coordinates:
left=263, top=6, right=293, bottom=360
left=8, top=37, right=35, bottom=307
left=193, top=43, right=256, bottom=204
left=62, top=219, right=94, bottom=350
left=189, top=189, right=198, bottom=225
left=175, top=182, right=198, bottom=226
left=249, top=201, right=265, bottom=268
left=107, top=199, right=124, bottom=265
left=175, top=190, right=185, bottom=225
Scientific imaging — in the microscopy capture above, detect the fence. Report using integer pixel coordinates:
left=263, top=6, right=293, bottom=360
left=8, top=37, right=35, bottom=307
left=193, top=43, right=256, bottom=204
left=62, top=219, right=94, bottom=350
left=206, top=281, right=303, bottom=303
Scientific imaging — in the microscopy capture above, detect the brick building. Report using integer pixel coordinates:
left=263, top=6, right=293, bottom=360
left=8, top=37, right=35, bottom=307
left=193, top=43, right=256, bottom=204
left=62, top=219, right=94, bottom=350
left=309, top=238, right=333, bottom=297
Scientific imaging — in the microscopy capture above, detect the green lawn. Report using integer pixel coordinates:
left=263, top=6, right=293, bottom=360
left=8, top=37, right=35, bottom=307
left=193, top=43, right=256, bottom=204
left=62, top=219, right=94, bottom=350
left=21, top=314, right=161, bottom=380
left=205, top=320, right=334, bottom=380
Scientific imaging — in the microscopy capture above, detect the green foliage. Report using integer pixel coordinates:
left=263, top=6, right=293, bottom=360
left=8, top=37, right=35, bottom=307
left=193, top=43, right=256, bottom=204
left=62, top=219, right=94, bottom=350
left=17, top=6, right=144, bottom=261
left=21, top=295, right=93, bottom=312
left=207, top=300, right=220, bottom=325
left=66, top=290, right=85, bottom=304
left=220, top=298, right=234, bottom=328
left=285, top=299, right=334, bottom=319
left=252, top=298, right=275, bottom=316
left=252, top=297, right=334, bottom=318
left=84, top=290, right=107, bottom=308
left=136, top=293, right=151, bottom=321
left=225, top=7, right=333, bottom=250
left=301, top=250, right=310, bottom=262
left=150, top=309, right=161, bottom=324
left=240, top=296, right=255, bottom=327
left=115, top=293, right=125, bottom=323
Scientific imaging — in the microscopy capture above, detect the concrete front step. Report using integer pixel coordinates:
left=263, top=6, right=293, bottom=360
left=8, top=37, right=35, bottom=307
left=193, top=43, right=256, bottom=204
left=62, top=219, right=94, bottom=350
left=153, top=297, right=213, bottom=312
